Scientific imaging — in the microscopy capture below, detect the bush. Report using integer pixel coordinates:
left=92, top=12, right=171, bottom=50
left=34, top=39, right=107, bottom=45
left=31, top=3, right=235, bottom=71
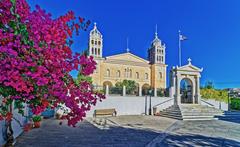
left=200, top=88, right=228, bottom=102
left=32, top=115, right=42, bottom=122
left=230, top=98, right=240, bottom=110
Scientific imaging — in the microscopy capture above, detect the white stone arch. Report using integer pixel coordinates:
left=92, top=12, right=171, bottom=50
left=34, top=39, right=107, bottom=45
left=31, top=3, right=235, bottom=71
left=169, top=59, right=203, bottom=105
left=179, top=77, right=194, bottom=104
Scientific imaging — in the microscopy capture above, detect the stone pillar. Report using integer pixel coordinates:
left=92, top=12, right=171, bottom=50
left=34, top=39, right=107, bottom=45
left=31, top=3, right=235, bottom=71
left=191, top=77, right=196, bottom=104
left=174, top=75, right=179, bottom=105
left=176, top=76, right=181, bottom=105
left=123, top=86, right=126, bottom=96
left=139, top=86, right=142, bottom=96
left=154, top=87, right=157, bottom=97
left=105, top=85, right=109, bottom=96
left=196, top=76, right=201, bottom=104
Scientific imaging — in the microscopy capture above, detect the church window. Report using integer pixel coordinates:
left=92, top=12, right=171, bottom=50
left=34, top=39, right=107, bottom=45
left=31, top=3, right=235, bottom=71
left=159, top=72, right=163, bottom=79
left=95, top=48, right=97, bottom=55
left=116, top=70, right=121, bottom=77
left=136, top=72, right=139, bottom=79
left=106, top=69, right=110, bottom=77
left=145, top=73, right=148, bottom=80
left=98, top=48, right=100, bottom=55
left=129, top=69, right=132, bottom=78
left=124, top=69, right=127, bottom=77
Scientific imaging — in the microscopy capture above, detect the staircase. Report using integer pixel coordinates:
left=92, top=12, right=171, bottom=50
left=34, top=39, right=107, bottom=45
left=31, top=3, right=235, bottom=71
left=155, top=104, right=223, bottom=120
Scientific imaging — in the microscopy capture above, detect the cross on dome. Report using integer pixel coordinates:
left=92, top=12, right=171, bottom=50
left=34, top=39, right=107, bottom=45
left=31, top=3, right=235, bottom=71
left=94, top=22, right=97, bottom=29
left=155, top=24, right=158, bottom=39
left=188, top=58, right=192, bottom=64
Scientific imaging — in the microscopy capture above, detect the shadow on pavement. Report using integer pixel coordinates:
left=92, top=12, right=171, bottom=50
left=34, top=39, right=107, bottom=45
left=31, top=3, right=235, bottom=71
left=158, top=133, right=240, bottom=147
left=15, top=119, right=159, bottom=147
left=215, top=111, right=240, bottom=124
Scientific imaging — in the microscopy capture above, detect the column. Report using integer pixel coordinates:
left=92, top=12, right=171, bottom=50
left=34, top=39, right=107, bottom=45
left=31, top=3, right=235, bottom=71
left=123, top=86, right=126, bottom=96
left=105, top=85, right=109, bottom=96
left=192, top=78, right=196, bottom=104
left=154, top=87, right=157, bottom=97
left=176, top=76, right=181, bottom=105
left=139, top=86, right=142, bottom=96
left=196, top=76, right=201, bottom=104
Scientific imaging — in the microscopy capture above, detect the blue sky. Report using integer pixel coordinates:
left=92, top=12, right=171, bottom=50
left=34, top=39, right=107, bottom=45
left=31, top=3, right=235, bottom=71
left=28, top=0, right=240, bottom=89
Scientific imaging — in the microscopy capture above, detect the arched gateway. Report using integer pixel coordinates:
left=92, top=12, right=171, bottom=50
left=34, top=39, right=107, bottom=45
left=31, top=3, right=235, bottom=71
left=169, top=58, right=203, bottom=105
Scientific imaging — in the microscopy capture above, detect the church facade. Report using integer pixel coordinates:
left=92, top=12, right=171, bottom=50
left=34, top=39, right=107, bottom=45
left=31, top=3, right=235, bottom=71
left=88, top=23, right=167, bottom=96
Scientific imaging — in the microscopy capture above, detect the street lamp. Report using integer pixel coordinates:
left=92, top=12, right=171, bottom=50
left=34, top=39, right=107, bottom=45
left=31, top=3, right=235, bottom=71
left=148, top=88, right=153, bottom=115
left=228, top=91, right=230, bottom=111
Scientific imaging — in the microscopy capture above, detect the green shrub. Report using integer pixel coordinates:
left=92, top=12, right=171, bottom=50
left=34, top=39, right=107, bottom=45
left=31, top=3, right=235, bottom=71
left=32, top=115, right=42, bottom=122
left=230, top=98, right=240, bottom=110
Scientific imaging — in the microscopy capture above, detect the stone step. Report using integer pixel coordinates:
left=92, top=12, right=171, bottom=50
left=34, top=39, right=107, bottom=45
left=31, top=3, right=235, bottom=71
left=182, top=113, right=222, bottom=116
left=162, top=110, right=181, bottom=114
left=183, top=117, right=218, bottom=121
left=158, top=114, right=183, bottom=120
left=158, top=104, right=224, bottom=121
left=159, top=111, right=182, bottom=117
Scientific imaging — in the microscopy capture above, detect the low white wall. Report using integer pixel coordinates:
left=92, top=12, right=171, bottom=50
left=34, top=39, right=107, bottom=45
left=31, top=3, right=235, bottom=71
left=201, top=98, right=228, bottom=111
left=86, top=96, right=229, bottom=117
left=0, top=103, right=28, bottom=146
left=86, top=96, right=173, bottom=117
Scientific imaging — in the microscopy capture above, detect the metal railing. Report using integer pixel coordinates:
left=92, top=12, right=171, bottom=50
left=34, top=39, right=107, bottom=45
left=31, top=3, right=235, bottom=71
left=201, top=99, right=214, bottom=107
left=153, top=98, right=174, bottom=108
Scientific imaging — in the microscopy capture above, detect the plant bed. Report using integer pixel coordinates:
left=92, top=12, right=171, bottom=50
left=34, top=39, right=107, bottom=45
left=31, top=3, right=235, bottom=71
left=32, top=116, right=42, bottom=128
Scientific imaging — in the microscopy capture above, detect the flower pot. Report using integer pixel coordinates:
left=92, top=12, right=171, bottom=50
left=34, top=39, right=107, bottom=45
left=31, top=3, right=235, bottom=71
left=23, top=123, right=32, bottom=132
left=34, top=121, right=41, bottom=128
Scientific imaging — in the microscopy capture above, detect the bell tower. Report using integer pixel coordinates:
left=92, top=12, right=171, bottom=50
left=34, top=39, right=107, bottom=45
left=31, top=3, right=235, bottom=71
left=148, top=25, right=166, bottom=64
left=89, top=22, right=103, bottom=58
left=148, top=25, right=167, bottom=96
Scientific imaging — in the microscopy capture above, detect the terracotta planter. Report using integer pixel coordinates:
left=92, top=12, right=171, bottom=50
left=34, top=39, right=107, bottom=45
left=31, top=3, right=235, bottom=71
left=34, top=121, right=41, bottom=128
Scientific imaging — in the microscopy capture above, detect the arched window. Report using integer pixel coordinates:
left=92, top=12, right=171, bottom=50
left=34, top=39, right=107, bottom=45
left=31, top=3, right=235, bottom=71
left=129, top=69, right=132, bottom=78
left=106, top=69, right=110, bottom=77
left=136, top=72, right=139, bottom=79
left=145, top=73, right=148, bottom=80
left=95, top=41, right=97, bottom=45
left=95, top=48, right=97, bottom=55
left=159, top=72, right=163, bottom=79
left=91, top=40, right=94, bottom=44
left=91, top=48, right=94, bottom=54
left=116, top=70, right=121, bottom=77
left=124, top=69, right=127, bottom=77
left=98, top=48, right=100, bottom=55
left=98, top=41, right=101, bottom=45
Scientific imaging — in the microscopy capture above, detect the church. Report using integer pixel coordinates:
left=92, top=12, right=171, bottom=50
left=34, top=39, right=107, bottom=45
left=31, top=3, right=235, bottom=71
left=88, top=23, right=167, bottom=97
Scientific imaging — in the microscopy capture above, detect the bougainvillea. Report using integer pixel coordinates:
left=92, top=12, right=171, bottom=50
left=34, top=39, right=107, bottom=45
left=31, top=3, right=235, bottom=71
left=0, top=0, right=105, bottom=127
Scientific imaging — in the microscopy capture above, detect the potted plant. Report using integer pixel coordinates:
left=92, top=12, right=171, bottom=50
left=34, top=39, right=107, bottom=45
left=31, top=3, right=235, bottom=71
left=32, top=115, right=42, bottom=128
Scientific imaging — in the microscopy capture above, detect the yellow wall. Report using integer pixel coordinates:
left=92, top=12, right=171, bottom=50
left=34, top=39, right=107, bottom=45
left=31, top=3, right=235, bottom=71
left=90, top=53, right=167, bottom=89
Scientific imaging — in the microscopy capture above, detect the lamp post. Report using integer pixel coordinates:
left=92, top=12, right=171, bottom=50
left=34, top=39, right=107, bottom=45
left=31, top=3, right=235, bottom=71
left=148, top=88, right=153, bottom=115
left=228, top=91, right=230, bottom=111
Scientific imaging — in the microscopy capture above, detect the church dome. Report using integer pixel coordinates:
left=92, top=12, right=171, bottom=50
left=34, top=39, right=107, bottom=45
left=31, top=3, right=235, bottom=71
left=90, top=22, right=102, bottom=37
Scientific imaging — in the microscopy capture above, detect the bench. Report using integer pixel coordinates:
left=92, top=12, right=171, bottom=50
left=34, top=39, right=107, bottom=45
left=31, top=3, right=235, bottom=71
left=93, top=108, right=117, bottom=117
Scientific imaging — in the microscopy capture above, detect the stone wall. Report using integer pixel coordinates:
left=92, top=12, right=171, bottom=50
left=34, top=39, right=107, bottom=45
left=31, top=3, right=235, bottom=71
left=86, top=96, right=173, bottom=117
left=0, top=104, right=28, bottom=146
left=201, top=98, right=228, bottom=111
left=86, top=96, right=229, bottom=117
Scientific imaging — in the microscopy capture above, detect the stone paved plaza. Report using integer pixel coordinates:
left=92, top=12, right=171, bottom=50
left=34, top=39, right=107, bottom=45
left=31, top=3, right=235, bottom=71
left=15, top=115, right=240, bottom=147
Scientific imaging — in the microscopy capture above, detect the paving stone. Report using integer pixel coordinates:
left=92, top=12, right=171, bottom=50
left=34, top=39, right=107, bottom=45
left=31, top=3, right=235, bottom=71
left=15, top=116, right=240, bottom=147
